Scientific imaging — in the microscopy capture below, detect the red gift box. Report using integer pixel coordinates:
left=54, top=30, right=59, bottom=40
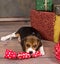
left=30, top=10, right=55, bottom=41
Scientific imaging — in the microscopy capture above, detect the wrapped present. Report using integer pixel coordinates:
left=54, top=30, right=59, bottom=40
left=53, top=5, right=60, bottom=15
left=35, top=0, right=53, bottom=11
left=55, top=42, right=60, bottom=60
left=30, top=10, right=55, bottom=41
left=54, top=15, right=60, bottom=43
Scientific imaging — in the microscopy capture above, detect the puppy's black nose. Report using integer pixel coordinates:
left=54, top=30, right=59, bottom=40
left=29, top=51, right=33, bottom=54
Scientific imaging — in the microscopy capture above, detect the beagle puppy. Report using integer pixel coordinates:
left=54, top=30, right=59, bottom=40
left=1, top=27, right=45, bottom=55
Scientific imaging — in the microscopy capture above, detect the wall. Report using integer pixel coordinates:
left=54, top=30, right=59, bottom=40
left=0, top=0, right=35, bottom=17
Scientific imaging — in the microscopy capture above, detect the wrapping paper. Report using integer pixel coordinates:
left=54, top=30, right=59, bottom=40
left=35, top=0, right=53, bottom=11
left=30, top=10, right=55, bottom=41
left=55, top=42, right=60, bottom=60
left=54, top=15, right=60, bottom=43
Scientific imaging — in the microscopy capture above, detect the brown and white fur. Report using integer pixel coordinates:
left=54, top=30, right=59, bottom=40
left=1, top=27, right=45, bottom=55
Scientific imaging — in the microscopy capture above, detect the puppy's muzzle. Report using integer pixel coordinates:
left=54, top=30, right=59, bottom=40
left=29, top=51, right=33, bottom=54
left=26, top=47, right=35, bottom=54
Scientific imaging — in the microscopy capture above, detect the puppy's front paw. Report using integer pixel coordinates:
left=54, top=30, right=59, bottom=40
left=39, top=46, right=45, bottom=55
left=1, top=37, right=7, bottom=41
left=41, top=51, right=45, bottom=55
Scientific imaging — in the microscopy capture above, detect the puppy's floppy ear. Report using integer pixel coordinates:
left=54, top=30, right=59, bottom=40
left=21, top=38, right=27, bottom=52
left=36, top=39, right=42, bottom=51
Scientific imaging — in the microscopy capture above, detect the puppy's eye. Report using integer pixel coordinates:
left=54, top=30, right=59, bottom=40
left=26, top=44, right=30, bottom=47
left=33, top=45, right=37, bottom=48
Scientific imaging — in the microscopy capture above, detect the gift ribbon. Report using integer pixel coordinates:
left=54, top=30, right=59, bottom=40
left=44, top=0, right=48, bottom=11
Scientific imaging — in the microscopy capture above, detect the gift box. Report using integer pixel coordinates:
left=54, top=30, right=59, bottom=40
left=54, top=15, right=60, bottom=43
left=55, top=42, right=60, bottom=60
left=35, top=0, right=53, bottom=11
left=53, top=5, right=60, bottom=15
left=30, top=10, right=55, bottom=41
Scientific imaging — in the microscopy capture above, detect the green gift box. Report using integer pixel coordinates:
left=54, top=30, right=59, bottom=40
left=35, top=0, right=53, bottom=11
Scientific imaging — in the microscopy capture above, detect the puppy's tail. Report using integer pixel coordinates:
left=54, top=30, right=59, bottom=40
left=1, top=32, right=16, bottom=41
